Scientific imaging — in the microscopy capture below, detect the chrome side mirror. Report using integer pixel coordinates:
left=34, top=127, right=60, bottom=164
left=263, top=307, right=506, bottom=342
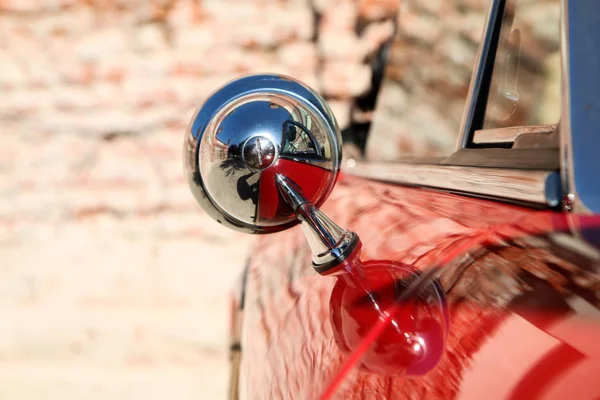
left=184, top=74, right=359, bottom=272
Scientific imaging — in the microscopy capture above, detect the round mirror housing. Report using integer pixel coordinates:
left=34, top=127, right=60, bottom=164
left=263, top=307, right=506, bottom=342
left=184, top=74, right=342, bottom=234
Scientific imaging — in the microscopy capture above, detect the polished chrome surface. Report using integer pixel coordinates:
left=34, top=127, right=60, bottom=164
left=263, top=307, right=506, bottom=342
left=297, top=204, right=358, bottom=269
left=274, top=174, right=308, bottom=211
left=560, top=0, right=600, bottom=213
left=275, top=174, right=358, bottom=269
left=472, top=125, right=556, bottom=145
left=345, top=161, right=561, bottom=207
left=184, top=74, right=342, bottom=233
left=242, top=136, right=276, bottom=170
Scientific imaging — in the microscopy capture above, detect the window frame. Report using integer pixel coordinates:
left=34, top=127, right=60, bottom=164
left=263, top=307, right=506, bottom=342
left=457, top=0, right=561, bottom=151
left=346, top=0, right=600, bottom=211
left=456, top=0, right=507, bottom=150
left=560, top=0, right=600, bottom=214
left=347, top=0, right=600, bottom=213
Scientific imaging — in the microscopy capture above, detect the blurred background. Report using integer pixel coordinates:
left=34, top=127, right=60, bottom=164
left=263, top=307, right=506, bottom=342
left=0, top=0, right=558, bottom=398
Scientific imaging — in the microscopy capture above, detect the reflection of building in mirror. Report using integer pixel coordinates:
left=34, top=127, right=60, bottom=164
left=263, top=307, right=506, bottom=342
left=206, top=131, right=230, bottom=162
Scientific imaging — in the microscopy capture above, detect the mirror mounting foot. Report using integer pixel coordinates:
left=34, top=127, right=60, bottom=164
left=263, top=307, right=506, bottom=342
left=275, top=174, right=360, bottom=273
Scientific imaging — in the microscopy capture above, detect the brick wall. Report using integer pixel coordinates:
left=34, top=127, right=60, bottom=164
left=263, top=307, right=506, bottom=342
left=0, top=0, right=399, bottom=398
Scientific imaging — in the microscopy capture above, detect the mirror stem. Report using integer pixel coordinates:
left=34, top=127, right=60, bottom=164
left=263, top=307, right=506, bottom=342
left=275, top=174, right=360, bottom=273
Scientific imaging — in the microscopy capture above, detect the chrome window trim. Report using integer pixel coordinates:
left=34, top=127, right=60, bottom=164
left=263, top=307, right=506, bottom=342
left=344, top=161, right=560, bottom=208
left=456, top=0, right=506, bottom=149
left=560, top=0, right=600, bottom=214
left=457, top=0, right=561, bottom=151
left=472, top=125, right=556, bottom=145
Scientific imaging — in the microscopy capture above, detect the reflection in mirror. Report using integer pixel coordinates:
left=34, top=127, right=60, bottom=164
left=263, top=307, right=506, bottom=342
left=242, top=136, right=276, bottom=170
left=329, top=260, right=449, bottom=377
left=184, top=74, right=342, bottom=234
left=281, top=121, right=321, bottom=157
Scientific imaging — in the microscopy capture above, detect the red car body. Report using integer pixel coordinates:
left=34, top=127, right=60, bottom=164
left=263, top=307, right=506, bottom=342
left=235, top=175, right=600, bottom=399
left=213, top=0, right=600, bottom=398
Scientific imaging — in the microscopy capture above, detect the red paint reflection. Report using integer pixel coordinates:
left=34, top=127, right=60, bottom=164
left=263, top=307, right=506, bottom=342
left=329, top=258, right=449, bottom=377
left=257, top=159, right=333, bottom=224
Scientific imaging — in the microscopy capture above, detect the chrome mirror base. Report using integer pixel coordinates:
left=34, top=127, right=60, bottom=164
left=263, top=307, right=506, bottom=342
left=275, top=174, right=360, bottom=272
